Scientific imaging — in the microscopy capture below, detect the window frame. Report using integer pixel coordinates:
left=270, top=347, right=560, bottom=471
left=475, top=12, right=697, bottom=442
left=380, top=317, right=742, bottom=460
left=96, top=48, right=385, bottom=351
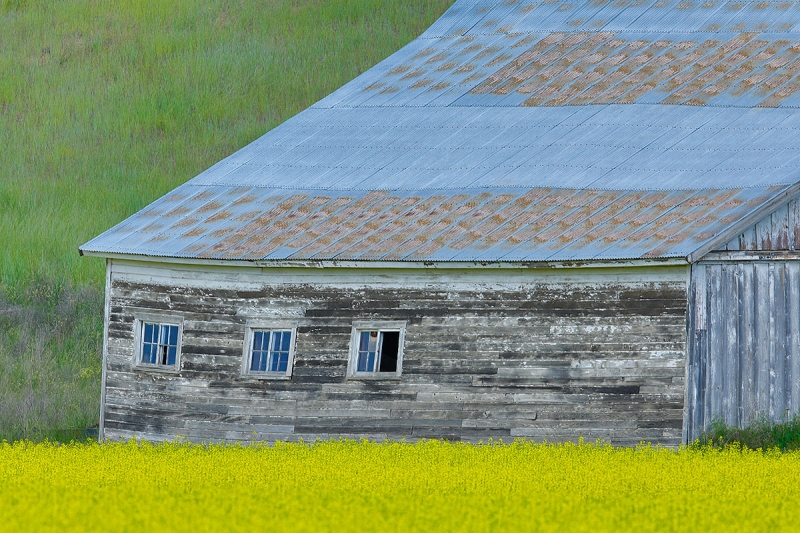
left=241, top=321, right=298, bottom=380
left=347, top=321, right=406, bottom=380
left=132, top=314, right=184, bottom=374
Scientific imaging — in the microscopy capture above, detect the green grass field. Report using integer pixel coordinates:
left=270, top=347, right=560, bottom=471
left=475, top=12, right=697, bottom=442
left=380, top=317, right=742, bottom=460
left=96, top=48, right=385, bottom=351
left=0, top=0, right=455, bottom=440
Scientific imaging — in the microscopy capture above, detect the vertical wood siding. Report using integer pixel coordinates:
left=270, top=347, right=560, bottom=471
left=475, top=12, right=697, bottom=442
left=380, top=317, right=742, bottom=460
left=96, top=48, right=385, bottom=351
left=103, top=262, right=689, bottom=446
left=719, top=199, right=800, bottom=251
left=687, top=260, right=800, bottom=440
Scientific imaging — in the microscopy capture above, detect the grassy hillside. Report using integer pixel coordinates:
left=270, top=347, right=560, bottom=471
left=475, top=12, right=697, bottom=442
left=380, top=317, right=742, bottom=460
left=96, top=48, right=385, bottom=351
left=0, top=0, right=455, bottom=440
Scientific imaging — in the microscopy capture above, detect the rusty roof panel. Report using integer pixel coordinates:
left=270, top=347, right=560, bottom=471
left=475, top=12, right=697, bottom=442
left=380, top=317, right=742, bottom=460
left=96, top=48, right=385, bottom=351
left=81, top=184, right=792, bottom=262
left=322, top=24, right=800, bottom=110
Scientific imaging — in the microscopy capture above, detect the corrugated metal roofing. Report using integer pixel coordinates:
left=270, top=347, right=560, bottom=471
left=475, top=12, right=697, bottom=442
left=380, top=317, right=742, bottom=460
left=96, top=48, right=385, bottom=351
left=324, top=29, right=800, bottom=109
left=168, top=105, right=800, bottom=192
left=82, top=184, right=789, bottom=262
left=81, top=0, right=800, bottom=263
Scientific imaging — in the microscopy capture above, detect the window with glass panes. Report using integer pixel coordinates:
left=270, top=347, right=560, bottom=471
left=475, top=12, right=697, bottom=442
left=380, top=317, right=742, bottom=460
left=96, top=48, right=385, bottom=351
left=250, top=330, right=293, bottom=374
left=355, top=329, right=400, bottom=374
left=140, top=322, right=180, bottom=367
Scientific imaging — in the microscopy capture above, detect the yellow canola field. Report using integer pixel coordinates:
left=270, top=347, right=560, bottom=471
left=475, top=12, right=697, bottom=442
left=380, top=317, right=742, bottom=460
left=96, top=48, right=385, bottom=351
left=0, top=439, right=798, bottom=532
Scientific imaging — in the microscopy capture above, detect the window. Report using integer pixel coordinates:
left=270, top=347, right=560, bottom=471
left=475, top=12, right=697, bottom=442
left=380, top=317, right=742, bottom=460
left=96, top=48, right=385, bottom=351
left=243, top=324, right=296, bottom=379
left=134, top=316, right=183, bottom=372
left=348, top=322, right=405, bottom=379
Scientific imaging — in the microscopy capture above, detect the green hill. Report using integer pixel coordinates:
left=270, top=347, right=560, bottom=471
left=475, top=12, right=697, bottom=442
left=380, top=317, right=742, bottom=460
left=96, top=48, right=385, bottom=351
left=0, top=0, right=454, bottom=440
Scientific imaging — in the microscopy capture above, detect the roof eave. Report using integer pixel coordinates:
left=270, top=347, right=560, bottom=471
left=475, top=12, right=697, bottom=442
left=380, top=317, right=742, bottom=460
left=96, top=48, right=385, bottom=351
left=80, top=249, right=689, bottom=270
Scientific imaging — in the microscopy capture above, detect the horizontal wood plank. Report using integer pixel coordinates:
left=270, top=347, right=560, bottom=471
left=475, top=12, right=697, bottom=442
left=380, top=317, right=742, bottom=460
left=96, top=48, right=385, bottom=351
left=103, top=262, right=689, bottom=445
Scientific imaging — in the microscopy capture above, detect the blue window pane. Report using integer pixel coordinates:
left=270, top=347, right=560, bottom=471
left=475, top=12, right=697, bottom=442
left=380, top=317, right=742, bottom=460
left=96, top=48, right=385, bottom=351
left=270, top=332, right=286, bottom=372
left=277, top=352, right=289, bottom=372
left=252, top=331, right=269, bottom=371
left=280, top=331, right=291, bottom=352
left=261, top=332, right=271, bottom=356
left=142, top=343, right=155, bottom=364
left=144, top=323, right=155, bottom=344
left=167, top=346, right=177, bottom=366
left=168, top=325, right=178, bottom=346
left=251, top=332, right=259, bottom=371
left=359, top=331, right=370, bottom=353
left=271, top=332, right=282, bottom=353
left=358, top=351, right=376, bottom=372
left=357, top=331, right=378, bottom=372
left=269, top=352, right=281, bottom=372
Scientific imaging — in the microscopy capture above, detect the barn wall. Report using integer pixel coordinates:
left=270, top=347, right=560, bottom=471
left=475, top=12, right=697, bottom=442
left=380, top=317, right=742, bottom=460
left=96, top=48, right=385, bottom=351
left=718, top=198, right=800, bottom=252
left=102, top=260, right=689, bottom=446
left=687, top=259, right=800, bottom=441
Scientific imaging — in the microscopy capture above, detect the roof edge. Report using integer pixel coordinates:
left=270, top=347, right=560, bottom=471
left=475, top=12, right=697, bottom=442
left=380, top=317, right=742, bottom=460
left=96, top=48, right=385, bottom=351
left=82, top=250, right=689, bottom=271
left=687, top=182, right=800, bottom=263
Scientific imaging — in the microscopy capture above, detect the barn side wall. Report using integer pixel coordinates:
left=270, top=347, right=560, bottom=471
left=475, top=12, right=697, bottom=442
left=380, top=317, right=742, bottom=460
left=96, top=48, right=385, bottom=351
left=102, top=260, right=689, bottom=446
left=687, top=258, right=800, bottom=441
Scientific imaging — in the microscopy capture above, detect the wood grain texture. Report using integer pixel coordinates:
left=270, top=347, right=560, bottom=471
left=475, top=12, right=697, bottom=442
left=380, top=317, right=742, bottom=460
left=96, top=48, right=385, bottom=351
left=102, top=262, right=689, bottom=446
left=720, top=199, right=800, bottom=252
left=688, top=258, right=800, bottom=440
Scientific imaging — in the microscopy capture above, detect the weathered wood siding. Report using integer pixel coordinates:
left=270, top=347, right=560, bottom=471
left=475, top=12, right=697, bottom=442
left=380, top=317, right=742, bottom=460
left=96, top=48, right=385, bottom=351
left=719, top=199, right=800, bottom=252
left=103, top=260, right=689, bottom=446
left=687, top=259, right=800, bottom=440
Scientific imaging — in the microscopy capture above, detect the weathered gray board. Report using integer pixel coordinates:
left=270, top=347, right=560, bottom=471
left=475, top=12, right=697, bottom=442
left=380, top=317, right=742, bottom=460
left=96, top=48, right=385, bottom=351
left=686, top=257, right=800, bottom=441
left=102, top=260, right=688, bottom=446
left=720, top=199, right=800, bottom=252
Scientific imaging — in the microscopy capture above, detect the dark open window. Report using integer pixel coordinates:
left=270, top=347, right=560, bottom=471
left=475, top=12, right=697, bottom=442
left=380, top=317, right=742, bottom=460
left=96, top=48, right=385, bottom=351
left=378, top=331, right=399, bottom=372
left=352, top=327, right=403, bottom=376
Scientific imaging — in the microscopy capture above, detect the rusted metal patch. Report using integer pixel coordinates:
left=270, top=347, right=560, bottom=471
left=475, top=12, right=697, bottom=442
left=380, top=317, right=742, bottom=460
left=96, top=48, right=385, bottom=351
left=83, top=175, right=791, bottom=263
left=206, top=209, right=233, bottom=223
left=201, top=194, right=310, bottom=259
left=170, top=216, right=200, bottom=229
left=398, top=27, right=800, bottom=107
left=282, top=197, right=361, bottom=250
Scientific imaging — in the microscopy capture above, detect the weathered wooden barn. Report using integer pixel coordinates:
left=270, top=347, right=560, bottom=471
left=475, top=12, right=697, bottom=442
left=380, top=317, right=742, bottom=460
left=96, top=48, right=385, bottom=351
left=81, top=0, right=800, bottom=446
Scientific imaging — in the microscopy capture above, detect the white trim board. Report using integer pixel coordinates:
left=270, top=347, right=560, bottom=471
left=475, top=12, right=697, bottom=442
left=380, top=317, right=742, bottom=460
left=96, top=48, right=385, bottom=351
left=81, top=250, right=688, bottom=271
left=109, top=258, right=691, bottom=291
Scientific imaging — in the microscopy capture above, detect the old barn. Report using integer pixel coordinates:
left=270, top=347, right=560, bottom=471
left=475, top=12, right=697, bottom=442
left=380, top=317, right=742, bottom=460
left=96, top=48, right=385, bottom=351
left=82, top=0, right=800, bottom=446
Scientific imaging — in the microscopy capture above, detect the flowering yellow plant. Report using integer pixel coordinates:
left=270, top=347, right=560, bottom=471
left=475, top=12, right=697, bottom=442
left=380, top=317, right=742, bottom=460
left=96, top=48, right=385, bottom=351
left=0, top=439, right=797, bottom=532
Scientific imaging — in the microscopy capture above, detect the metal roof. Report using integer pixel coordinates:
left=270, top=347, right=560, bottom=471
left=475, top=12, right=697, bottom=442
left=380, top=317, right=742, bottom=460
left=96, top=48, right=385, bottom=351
left=82, top=0, right=800, bottom=264
left=83, top=184, right=789, bottom=262
left=185, top=105, right=800, bottom=191
left=320, top=0, right=800, bottom=110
